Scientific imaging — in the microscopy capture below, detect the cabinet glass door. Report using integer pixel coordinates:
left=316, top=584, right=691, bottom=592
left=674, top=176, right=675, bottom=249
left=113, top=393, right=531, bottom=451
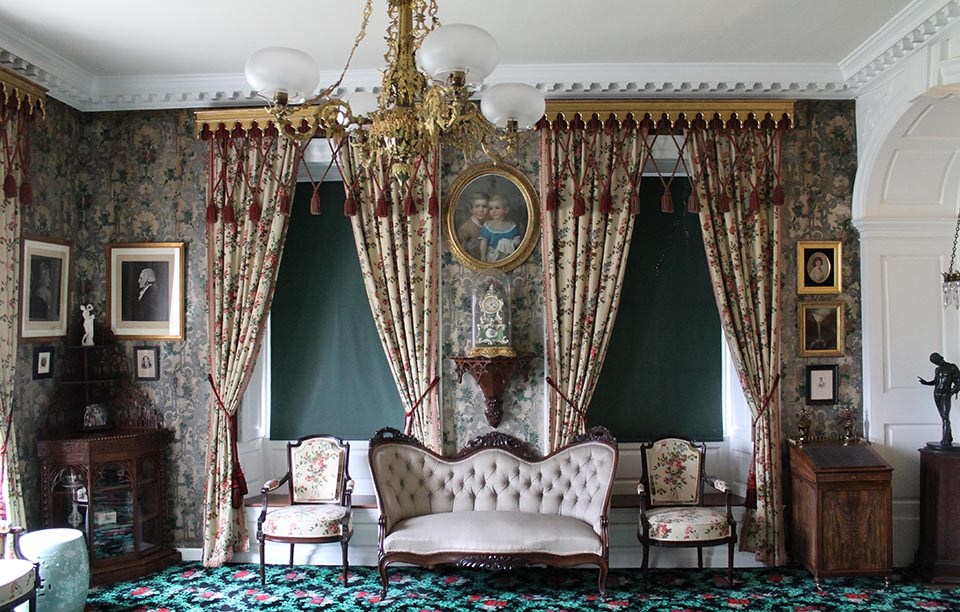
left=91, top=463, right=134, bottom=560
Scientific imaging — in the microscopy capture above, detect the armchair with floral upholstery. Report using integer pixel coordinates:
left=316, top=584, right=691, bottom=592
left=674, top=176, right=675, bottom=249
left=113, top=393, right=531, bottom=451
left=0, top=525, right=38, bottom=612
left=636, top=437, right=737, bottom=587
left=257, top=434, right=354, bottom=585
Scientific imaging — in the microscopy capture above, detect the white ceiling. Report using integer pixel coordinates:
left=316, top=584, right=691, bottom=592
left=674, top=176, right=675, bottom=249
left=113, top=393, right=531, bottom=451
left=0, top=0, right=957, bottom=111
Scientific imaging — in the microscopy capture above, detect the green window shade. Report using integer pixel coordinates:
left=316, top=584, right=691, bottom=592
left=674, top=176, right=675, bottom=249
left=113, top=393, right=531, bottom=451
left=270, top=182, right=403, bottom=440
left=588, top=177, right=723, bottom=442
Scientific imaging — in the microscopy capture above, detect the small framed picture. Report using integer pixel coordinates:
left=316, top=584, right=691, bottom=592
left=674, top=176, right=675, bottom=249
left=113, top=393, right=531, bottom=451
left=799, top=301, right=845, bottom=357
left=134, top=346, right=160, bottom=381
left=806, top=364, right=839, bottom=405
left=798, top=240, right=842, bottom=294
left=107, top=242, right=185, bottom=340
left=82, top=403, right=110, bottom=431
left=32, top=346, right=54, bottom=379
left=443, top=162, right=541, bottom=273
left=20, top=236, right=72, bottom=341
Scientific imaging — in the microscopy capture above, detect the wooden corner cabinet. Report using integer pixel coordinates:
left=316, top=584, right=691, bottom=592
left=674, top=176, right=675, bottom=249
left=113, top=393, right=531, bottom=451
left=788, top=440, right=893, bottom=587
left=38, top=428, right=181, bottom=586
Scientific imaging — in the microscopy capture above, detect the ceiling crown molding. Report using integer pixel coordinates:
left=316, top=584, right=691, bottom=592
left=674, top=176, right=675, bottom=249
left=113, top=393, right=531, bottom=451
left=0, top=1, right=958, bottom=112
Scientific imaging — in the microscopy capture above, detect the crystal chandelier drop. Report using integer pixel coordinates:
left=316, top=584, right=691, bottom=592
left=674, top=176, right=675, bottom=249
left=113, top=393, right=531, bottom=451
left=944, top=207, right=960, bottom=308
left=243, top=0, right=545, bottom=184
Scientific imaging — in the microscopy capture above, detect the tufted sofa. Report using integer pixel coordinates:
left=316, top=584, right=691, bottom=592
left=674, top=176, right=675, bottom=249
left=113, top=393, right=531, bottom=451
left=368, top=426, right=618, bottom=597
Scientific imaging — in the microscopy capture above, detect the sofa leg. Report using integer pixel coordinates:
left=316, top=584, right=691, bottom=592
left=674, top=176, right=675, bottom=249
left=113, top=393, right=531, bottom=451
left=289, top=543, right=295, bottom=566
left=697, top=547, right=703, bottom=569
left=378, top=559, right=389, bottom=598
left=597, top=562, right=608, bottom=598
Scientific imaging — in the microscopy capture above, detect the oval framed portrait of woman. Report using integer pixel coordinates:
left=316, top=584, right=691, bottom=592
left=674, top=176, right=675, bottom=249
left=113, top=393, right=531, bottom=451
left=444, top=162, right=540, bottom=273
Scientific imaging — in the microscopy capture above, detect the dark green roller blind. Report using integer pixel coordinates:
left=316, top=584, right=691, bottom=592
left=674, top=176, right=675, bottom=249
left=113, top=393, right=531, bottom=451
left=588, top=177, right=723, bottom=442
left=270, top=181, right=402, bottom=440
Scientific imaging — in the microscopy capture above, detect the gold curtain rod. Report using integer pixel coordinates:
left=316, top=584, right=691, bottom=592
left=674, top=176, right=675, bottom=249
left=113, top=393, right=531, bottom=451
left=194, top=107, right=320, bottom=138
left=0, top=66, right=47, bottom=118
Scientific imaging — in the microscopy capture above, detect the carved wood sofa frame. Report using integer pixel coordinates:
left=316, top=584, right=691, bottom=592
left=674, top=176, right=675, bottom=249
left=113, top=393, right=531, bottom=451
left=368, top=426, right=618, bottom=597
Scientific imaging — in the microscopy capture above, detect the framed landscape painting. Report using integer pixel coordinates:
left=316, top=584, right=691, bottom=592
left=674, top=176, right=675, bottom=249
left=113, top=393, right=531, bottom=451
left=799, top=301, right=844, bottom=357
left=107, top=242, right=185, bottom=340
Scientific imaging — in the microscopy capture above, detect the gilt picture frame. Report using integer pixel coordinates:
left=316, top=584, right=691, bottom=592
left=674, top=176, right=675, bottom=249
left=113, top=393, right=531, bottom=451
left=20, top=236, right=72, bottom=341
left=444, top=162, right=540, bottom=273
left=806, top=364, right=839, bottom=405
left=798, top=240, right=842, bottom=294
left=799, top=301, right=844, bottom=357
left=107, top=242, right=185, bottom=340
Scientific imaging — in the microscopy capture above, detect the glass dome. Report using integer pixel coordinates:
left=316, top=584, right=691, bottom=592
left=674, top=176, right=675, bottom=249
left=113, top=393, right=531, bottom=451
left=469, top=271, right=515, bottom=357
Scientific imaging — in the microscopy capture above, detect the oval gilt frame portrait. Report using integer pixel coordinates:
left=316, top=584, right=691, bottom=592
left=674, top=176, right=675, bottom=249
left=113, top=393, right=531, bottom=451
left=444, top=163, right=540, bottom=273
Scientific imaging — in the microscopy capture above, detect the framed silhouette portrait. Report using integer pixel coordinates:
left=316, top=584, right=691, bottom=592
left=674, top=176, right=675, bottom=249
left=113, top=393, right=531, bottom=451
left=444, top=162, right=540, bottom=273
left=134, top=346, right=160, bottom=381
left=107, top=242, right=185, bottom=340
left=798, top=240, right=841, bottom=294
left=805, top=364, right=839, bottom=405
left=20, top=236, right=72, bottom=341
left=799, top=301, right=844, bottom=357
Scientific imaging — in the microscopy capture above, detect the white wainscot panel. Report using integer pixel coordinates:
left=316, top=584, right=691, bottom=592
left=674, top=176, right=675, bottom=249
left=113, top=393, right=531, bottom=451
left=882, top=255, right=944, bottom=391
left=882, top=423, right=938, bottom=499
left=882, top=149, right=956, bottom=204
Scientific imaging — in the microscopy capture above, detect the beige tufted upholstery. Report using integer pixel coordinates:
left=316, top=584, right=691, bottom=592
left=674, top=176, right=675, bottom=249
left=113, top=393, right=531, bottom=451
left=370, top=441, right=616, bottom=536
left=369, top=427, right=618, bottom=598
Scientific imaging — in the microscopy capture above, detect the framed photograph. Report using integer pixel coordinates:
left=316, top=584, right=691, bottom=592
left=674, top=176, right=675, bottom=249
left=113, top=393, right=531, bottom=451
left=806, top=364, right=839, bottom=405
left=20, top=236, right=72, bottom=340
left=134, top=346, right=160, bottom=381
left=799, top=301, right=845, bottom=357
left=32, top=345, right=54, bottom=379
left=798, top=240, right=842, bottom=294
left=107, top=242, right=185, bottom=340
left=443, top=162, right=540, bottom=273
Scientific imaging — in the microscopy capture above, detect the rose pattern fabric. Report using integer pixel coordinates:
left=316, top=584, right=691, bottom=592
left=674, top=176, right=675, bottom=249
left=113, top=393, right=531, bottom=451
left=202, top=129, right=300, bottom=566
left=261, top=505, right=350, bottom=538
left=644, top=507, right=732, bottom=542
left=289, top=440, right=344, bottom=503
left=0, top=559, right=35, bottom=604
left=646, top=439, right=701, bottom=506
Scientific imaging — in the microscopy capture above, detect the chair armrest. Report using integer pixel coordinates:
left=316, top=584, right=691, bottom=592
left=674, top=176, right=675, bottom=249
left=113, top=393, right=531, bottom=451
left=343, top=479, right=355, bottom=512
left=257, top=473, right=290, bottom=527
left=0, top=525, right=28, bottom=560
left=636, top=481, right=650, bottom=515
left=707, top=477, right=731, bottom=493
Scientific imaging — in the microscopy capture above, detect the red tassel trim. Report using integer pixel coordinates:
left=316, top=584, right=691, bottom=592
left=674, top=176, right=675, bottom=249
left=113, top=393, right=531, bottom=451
left=19, top=181, right=32, bottom=205
left=344, top=190, right=357, bottom=216
left=687, top=189, right=701, bottom=213
left=3, top=174, right=16, bottom=199
left=661, top=190, right=674, bottom=213
left=279, top=188, right=291, bottom=215
left=249, top=202, right=262, bottom=223
left=223, top=204, right=236, bottom=225
left=428, top=191, right=439, bottom=217
left=206, top=202, right=218, bottom=224
left=599, top=187, right=612, bottom=214
left=573, top=193, right=586, bottom=217
left=719, top=190, right=731, bottom=213
left=629, top=189, right=640, bottom=214
left=310, top=189, right=322, bottom=215
left=749, top=188, right=760, bottom=212
left=773, top=184, right=785, bottom=206
left=546, top=186, right=557, bottom=212
left=376, top=192, right=388, bottom=217
left=403, top=190, right=416, bottom=216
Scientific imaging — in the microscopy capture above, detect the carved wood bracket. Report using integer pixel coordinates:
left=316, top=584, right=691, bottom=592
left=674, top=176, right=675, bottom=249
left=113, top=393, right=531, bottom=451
left=451, top=353, right=534, bottom=428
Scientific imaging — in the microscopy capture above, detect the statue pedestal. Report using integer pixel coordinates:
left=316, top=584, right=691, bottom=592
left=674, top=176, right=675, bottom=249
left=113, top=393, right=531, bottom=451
left=925, top=442, right=960, bottom=450
left=914, top=447, right=960, bottom=583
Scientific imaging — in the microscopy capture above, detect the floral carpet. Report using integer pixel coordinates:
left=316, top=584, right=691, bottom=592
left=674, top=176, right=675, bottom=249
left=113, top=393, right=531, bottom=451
left=85, top=563, right=960, bottom=611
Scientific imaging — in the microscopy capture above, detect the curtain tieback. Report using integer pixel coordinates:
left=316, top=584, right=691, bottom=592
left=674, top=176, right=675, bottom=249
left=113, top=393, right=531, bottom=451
left=404, top=376, right=440, bottom=436
left=545, top=377, right=587, bottom=434
left=751, top=373, right=781, bottom=429
left=208, top=374, right=248, bottom=509
left=744, top=373, right=782, bottom=510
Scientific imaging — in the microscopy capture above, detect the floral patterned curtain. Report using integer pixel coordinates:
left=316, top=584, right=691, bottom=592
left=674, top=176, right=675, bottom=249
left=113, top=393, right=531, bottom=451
left=539, top=114, right=648, bottom=450
left=201, top=124, right=301, bottom=566
left=335, top=148, right=443, bottom=451
left=0, top=72, right=43, bottom=527
left=689, top=113, right=789, bottom=565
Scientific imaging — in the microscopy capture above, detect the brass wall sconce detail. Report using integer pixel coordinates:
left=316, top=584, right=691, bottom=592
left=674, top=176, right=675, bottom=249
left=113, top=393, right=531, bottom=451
left=451, top=353, right=534, bottom=427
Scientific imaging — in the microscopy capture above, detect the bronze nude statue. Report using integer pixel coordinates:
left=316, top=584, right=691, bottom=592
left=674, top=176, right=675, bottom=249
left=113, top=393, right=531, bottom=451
left=918, top=352, right=960, bottom=449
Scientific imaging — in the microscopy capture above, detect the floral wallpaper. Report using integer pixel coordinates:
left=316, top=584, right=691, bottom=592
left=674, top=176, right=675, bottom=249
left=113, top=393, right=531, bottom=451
left=13, top=99, right=859, bottom=549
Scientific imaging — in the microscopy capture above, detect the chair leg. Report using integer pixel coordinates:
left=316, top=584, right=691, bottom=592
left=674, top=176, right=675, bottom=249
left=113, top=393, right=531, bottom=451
left=289, top=543, right=295, bottom=567
left=259, top=536, right=266, bottom=585
left=697, top=546, right=703, bottom=569
left=641, top=543, right=649, bottom=590
left=341, top=540, right=349, bottom=584
left=727, top=541, right=735, bottom=586
left=378, top=558, right=389, bottom=598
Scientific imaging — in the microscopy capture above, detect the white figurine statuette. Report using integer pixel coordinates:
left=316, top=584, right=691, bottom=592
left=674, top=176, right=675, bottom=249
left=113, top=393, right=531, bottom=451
left=80, top=304, right=95, bottom=346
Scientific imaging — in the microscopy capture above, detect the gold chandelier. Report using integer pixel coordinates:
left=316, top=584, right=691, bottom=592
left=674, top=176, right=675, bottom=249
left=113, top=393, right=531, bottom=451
left=243, top=0, right=545, bottom=184
left=944, top=207, right=960, bottom=308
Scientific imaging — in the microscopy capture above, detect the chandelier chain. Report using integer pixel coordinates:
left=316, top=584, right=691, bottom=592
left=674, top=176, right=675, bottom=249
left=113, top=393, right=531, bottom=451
left=951, top=211, right=960, bottom=274
left=318, top=0, right=374, bottom=100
